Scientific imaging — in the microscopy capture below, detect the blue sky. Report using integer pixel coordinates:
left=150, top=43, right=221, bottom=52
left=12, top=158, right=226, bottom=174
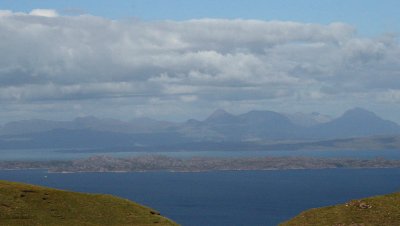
left=1, top=0, right=399, bottom=36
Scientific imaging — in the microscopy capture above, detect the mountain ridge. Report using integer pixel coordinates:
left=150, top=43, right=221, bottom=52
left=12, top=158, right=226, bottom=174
left=310, top=107, right=400, bottom=139
left=1, top=108, right=400, bottom=149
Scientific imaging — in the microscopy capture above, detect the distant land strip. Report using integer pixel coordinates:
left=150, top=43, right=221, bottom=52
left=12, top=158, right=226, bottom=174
left=1, top=156, right=400, bottom=173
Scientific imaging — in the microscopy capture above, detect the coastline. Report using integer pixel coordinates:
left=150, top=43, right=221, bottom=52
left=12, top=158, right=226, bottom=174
left=2, top=155, right=400, bottom=173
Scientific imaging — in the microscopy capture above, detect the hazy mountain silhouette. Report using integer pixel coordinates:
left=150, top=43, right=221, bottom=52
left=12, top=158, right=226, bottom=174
left=0, top=116, right=176, bottom=136
left=309, top=108, right=400, bottom=139
left=205, top=109, right=238, bottom=124
left=285, top=112, right=332, bottom=127
left=1, top=107, right=400, bottom=150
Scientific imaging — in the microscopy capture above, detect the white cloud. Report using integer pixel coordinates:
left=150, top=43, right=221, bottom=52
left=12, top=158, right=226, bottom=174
left=29, top=9, right=58, bottom=17
left=0, top=10, right=13, bottom=17
left=0, top=10, right=399, bottom=121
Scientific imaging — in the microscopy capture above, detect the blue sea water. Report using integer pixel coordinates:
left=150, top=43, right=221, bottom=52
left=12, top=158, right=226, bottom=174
left=1, top=168, right=400, bottom=226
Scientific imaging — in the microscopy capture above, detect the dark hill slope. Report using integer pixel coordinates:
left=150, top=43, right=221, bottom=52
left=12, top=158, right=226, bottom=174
left=0, top=180, right=178, bottom=226
left=281, top=191, right=400, bottom=226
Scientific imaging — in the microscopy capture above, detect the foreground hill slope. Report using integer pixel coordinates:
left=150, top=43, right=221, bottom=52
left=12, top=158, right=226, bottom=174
left=0, top=180, right=178, bottom=226
left=281, top=192, right=400, bottom=226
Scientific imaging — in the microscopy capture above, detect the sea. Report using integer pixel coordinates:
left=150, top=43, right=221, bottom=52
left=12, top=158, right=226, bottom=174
left=1, top=168, right=400, bottom=226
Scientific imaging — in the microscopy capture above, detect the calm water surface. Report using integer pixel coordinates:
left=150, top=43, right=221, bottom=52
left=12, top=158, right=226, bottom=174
left=1, top=168, right=400, bottom=226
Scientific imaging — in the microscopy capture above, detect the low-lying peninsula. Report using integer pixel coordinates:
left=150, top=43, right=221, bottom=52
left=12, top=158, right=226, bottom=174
left=1, top=155, right=400, bottom=173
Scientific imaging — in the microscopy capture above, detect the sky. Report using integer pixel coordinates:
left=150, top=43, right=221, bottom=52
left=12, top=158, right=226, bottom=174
left=0, top=0, right=400, bottom=123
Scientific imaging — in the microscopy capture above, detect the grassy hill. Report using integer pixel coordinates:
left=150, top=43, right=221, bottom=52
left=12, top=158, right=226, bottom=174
left=281, top=192, right=400, bottom=226
left=0, top=180, right=178, bottom=226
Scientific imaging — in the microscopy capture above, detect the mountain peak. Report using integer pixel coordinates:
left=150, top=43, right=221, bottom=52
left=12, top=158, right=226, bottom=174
left=341, top=107, right=377, bottom=119
left=315, top=107, right=400, bottom=138
left=207, top=109, right=231, bottom=118
left=205, top=109, right=236, bottom=123
left=211, top=108, right=229, bottom=115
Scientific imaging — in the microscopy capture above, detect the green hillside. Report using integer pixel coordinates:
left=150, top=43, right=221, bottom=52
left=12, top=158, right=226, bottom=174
left=0, top=180, right=178, bottom=226
left=281, top=192, right=400, bottom=226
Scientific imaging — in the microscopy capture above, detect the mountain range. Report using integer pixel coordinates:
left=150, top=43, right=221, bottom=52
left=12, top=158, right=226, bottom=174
left=1, top=108, right=400, bottom=150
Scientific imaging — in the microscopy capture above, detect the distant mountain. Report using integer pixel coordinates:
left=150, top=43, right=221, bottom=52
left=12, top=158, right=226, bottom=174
left=0, top=129, right=187, bottom=149
left=204, top=109, right=238, bottom=124
left=72, top=116, right=176, bottom=134
left=285, top=112, right=332, bottom=127
left=0, top=119, right=72, bottom=135
left=129, top=117, right=176, bottom=133
left=176, top=110, right=232, bottom=141
left=236, top=110, right=301, bottom=140
left=175, top=107, right=400, bottom=141
left=1, top=108, right=400, bottom=150
left=0, top=116, right=176, bottom=136
left=177, top=109, right=301, bottom=141
left=310, top=108, right=400, bottom=139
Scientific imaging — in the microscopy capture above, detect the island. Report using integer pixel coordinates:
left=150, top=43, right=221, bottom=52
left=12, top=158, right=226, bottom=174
left=1, top=155, right=400, bottom=173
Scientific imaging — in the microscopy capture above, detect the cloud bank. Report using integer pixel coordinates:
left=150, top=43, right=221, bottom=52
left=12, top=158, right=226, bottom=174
left=0, top=9, right=399, bottom=121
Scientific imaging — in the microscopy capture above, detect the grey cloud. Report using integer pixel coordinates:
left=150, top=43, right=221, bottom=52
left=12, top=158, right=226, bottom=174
left=0, top=10, right=400, bottom=121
